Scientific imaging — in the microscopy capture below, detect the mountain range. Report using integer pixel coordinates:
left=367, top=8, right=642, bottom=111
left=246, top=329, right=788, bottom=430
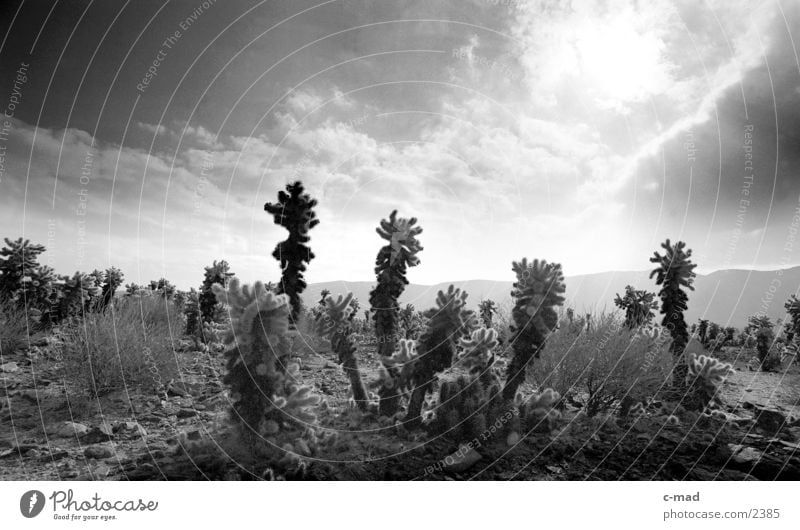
left=303, top=267, right=800, bottom=327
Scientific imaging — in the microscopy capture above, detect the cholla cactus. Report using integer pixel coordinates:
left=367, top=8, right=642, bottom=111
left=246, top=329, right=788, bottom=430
left=403, top=285, right=478, bottom=424
left=98, top=266, right=124, bottom=309
left=685, top=354, right=735, bottom=410
left=199, top=260, right=233, bottom=325
left=650, top=239, right=697, bottom=388
left=502, top=258, right=566, bottom=400
left=614, top=285, right=658, bottom=329
left=458, top=327, right=499, bottom=374
left=521, top=388, right=561, bottom=433
left=50, top=271, right=100, bottom=322
left=264, top=181, right=319, bottom=326
left=212, top=279, right=319, bottom=437
left=369, top=210, right=423, bottom=415
left=372, top=339, right=419, bottom=415
left=478, top=299, right=497, bottom=328
left=184, top=288, right=200, bottom=337
left=316, top=292, right=369, bottom=410
left=430, top=370, right=503, bottom=439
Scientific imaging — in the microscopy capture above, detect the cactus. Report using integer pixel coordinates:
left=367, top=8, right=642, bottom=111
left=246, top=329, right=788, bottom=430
left=372, top=338, right=420, bottom=413
left=212, top=279, right=319, bottom=436
left=614, top=285, right=657, bottom=329
left=785, top=295, right=800, bottom=344
left=431, top=371, right=503, bottom=439
left=520, top=388, right=561, bottom=433
left=696, top=319, right=709, bottom=344
left=264, top=181, right=319, bottom=326
left=502, top=258, right=566, bottom=401
left=98, top=266, right=124, bottom=309
left=403, top=285, right=478, bottom=425
left=184, top=288, right=200, bottom=336
left=369, top=210, right=423, bottom=416
left=50, top=271, right=100, bottom=322
left=199, top=260, right=233, bottom=326
left=148, top=278, right=176, bottom=298
left=316, top=292, right=369, bottom=410
left=684, top=354, right=735, bottom=410
left=478, top=299, right=498, bottom=328
left=649, top=239, right=696, bottom=388
left=0, top=237, right=56, bottom=316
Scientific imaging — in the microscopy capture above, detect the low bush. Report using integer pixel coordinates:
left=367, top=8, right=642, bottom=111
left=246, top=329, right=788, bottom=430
left=529, top=313, right=673, bottom=416
left=58, top=294, right=180, bottom=398
left=0, top=300, right=29, bottom=355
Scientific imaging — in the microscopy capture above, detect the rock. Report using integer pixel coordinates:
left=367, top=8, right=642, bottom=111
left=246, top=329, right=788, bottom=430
left=84, top=445, right=114, bottom=459
left=0, top=362, right=19, bottom=373
left=19, top=390, right=40, bottom=403
left=506, top=431, right=521, bottom=446
left=729, top=444, right=763, bottom=465
left=753, top=406, right=790, bottom=435
left=443, top=444, right=482, bottom=474
left=24, top=449, right=41, bottom=458
left=166, top=382, right=189, bottom=397
left=114, top=421, right=147, bottom=438
left=53, top=422, right=90, bottom=438
left=40, top=449, right=70, bottom=461
left=81, top=423, right=114, bottom=443
left=176, top=408, right=197, bottom=419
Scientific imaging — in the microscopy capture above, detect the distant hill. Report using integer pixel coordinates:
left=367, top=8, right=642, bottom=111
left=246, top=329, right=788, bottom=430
left=304, top=267, right=800, bottom=328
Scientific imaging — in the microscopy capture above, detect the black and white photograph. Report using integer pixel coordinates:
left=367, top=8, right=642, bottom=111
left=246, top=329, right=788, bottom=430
left=0, top=0, right=799, bottom=525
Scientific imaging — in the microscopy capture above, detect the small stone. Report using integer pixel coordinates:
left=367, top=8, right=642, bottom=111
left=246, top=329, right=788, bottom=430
left=115, top=421, right=147, bottom=438
left=84, top=445, right=114, bottom=459
left=166, top=382, right=189, bottom=397
left=177, top=408, right=197, bottom=419
left=81, top=423, right=114, bottom=443
left=729, top=444, right=763, bottom=465
left=0, top=362, right=19, bottom=373
left=506, top=431, right=521, bottom=446
left=54, top=422, right=90, bottom=438
left=443, top=444, right=482, bottom=473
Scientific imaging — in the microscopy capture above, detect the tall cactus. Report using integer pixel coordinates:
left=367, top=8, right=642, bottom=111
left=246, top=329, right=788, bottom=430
left=613, top=284, right=658, bottom=329
left=649, top=239, right=696, bottom=388
left=369, top=210, right=422, bottom=416
left=478, top=299, right=498, bottom=328
left=316, top=292, right=369, bottom=410
left=404, top=285, right=477, bottom=425
left=264, top=181, right=319, bottom=326
left=99, top=266, right=124, bottom=310
left=212, top=279, right=319, bottom=436
left=199, top=260, right=233, bottom=324
left=502, top=258, right=566, bottom=401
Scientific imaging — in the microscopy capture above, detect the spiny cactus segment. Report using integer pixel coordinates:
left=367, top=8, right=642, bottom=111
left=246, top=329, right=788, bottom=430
left=316, top=292, right=369, bottom=411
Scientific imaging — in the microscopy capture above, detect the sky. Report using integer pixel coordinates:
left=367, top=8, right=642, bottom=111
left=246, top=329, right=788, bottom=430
left=0, top=0, right=799, bottom=289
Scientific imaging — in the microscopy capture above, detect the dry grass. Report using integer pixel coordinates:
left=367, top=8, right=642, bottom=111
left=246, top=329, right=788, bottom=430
left=530, top=313, right=673, bottom=416
left=0, top=300, right=30, bottom=356
left=58, top=294, right=181, bottom=398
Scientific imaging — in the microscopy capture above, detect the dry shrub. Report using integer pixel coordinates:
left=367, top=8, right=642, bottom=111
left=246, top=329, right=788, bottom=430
left=0, top=300, right=30, bottom=355
left=530, top=313, right=673, bottom=416
left=58, top=294, right=180, bottom=397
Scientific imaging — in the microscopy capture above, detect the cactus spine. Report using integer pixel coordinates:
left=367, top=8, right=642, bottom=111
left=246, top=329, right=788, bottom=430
left=649, top=239, right=696, bottom=388
left=316, top=292, right=369, bottom=410
left=369, top=210, right=422, bottom=416
left=502, top=258, right=566, bottom=401
left=264, top=181, right=319, bottom=326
